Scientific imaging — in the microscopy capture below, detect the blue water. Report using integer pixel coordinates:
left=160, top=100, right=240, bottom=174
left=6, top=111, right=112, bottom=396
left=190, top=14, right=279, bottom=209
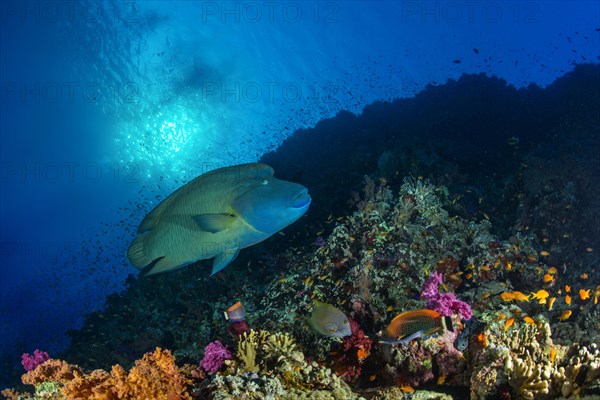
left=0, top=0, right=598, bottom=386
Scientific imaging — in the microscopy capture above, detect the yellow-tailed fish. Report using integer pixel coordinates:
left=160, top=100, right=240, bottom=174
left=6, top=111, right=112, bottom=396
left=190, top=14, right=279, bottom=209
left=523, top=316, right=535, bottom=326
left=377, top=309, right=453, bottom=345
left=548, top=297, right=556, bottom=310
left=543, top=274, right=554, bottom=283
left=565, top=285, right=571, bottom=292
left=565, top=295, right=572, bottom=305
left=307, top=301, right=351, bottom=338
left=547, top=267, right=558, bottom=275
left=128, top=163, right=311, bottom=276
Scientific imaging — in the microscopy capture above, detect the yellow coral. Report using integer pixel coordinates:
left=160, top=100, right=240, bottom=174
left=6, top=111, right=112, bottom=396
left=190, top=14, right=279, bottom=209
left=237, top=330, right=265, bottom=373
left=505, top=356, right=553, bottom=400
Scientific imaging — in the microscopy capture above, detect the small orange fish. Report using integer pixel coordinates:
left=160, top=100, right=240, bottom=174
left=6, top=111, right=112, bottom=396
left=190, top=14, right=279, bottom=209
left=550, top=347, right=557, bottom=363
left=531, top=289, right=550, bottom=302
left=540, top=250, right=550, bottom=257
left=357, top=347, right=369, bottom=362
left=543, top=274, right=554, bottom=283
left=400, top=385, right=415, bottom=393
left=580, top=273, right=589, bottom=280
left=558, top=310, right=572, bottom=321
left=476, top=332, right=488, bottom=348
left=579, top=289, right=591, bottom=300
left=506, top=262, right=512, bottom=271
left=565, top=295, right=572, bottom=305
left=547, top=267, right=558, bottom=275
left=437, top=374, right=446, bottom=385
left=548, top=297, right=556, bottom=310
left=565, top=285, right=571, bottom=293
left=513, top=291, right=530, bottom=302
left=523, top=316, right=535, bottom=326
left=500, top=292, right=514, bottom=302
left=504, top=317, right=515, bottom=331
left=497, top=313, right=506, bottom=321
left=369, top=374, right=376, bottom=381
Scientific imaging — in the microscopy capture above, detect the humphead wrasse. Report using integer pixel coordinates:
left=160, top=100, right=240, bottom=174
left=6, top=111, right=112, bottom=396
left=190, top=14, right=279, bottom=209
left=127, top=163, right=311, bottom=275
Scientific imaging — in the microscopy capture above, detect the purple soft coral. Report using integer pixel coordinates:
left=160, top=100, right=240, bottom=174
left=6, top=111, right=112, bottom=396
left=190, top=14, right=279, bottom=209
left=421, top=272, right=472, bottom=320
left=21, top=349, right=50, bottom=371
left=200, top=340, right=233, bottom=373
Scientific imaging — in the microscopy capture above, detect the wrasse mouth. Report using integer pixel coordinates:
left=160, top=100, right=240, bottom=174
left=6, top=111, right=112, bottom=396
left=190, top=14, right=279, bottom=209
left=289, top=189, right=311, bottom=208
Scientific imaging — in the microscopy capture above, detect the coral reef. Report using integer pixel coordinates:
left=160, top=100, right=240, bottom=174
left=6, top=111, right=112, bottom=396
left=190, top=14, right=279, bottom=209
left=210, top=329, right=362, bottom=399
left=200, top=341, right=233, bottom=374
left=6, top=169, right=599, bottom=399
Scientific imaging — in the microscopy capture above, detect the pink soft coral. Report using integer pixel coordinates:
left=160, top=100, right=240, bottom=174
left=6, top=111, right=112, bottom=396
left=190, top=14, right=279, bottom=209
left=200, top=341, right=233, bottom=373
left=21, top=350, right=50, bottom=371
left=421, top=272, right=472, bottom=320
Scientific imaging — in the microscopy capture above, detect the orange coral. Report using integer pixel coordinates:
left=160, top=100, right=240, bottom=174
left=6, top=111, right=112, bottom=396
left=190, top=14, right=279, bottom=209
left=62, top=369, right=115, bottom=400
left=17, top=348, right=192, bottom=400
left=63, top=347, right=191, bottom=400
left=1, top=388, right=31, bottom=400
left=21, top=359, right=82, bottom=386
left=111, top=348, right=191, bottom=400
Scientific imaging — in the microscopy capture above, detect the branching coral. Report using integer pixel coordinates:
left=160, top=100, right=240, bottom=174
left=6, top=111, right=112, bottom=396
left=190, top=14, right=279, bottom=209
left=555, top=343, right=600, bottom=397
left=505, top=356, right=553, bottom=399
left=237, top=330, right=268, bottom=373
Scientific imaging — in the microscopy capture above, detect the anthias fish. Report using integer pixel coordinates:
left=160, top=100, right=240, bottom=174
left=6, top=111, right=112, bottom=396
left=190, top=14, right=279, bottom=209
left=128, top=163, right=311, bottom=275
left=378, top=309, right=453, bottom=345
